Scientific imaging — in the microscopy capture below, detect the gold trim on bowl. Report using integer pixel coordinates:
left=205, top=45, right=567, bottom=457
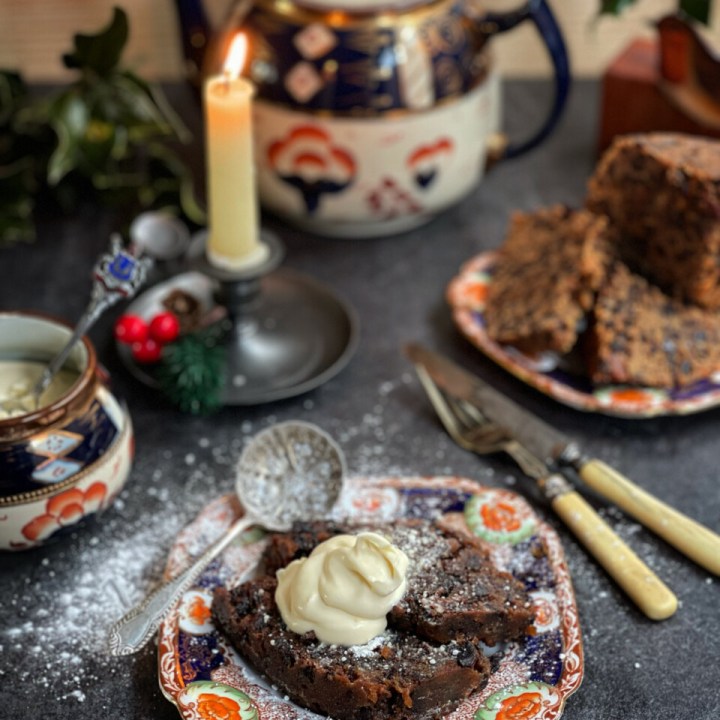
left=0, top=418, right=132, bottom=507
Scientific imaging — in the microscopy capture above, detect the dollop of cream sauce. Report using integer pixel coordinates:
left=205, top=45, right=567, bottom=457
left=0, top=360, right=79, bottom=419
left=275, top=532, right=409, bottom=646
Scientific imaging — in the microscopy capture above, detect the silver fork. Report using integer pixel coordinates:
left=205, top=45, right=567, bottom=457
left=414, top=364, right=678, bottom=620
left=418, top=369, right=556, bottom=487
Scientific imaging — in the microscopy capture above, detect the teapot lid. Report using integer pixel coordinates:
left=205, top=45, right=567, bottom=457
left=292, top=0, right=430, bottom=11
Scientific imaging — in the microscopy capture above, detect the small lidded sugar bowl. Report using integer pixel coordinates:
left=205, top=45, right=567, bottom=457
left=0, top=312, right=133, bottom=550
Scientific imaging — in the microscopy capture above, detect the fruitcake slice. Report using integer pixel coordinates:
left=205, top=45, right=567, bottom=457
left=587, top=262, right=720, bottom=387
left=262, top=518, right=533, bottom=646
left=484, top=205, right=613, bottom=356
left=213, top=576, right=492, bottom=720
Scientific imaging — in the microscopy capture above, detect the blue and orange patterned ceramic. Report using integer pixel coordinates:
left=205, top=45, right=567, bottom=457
left=0, top=312, right=133, bottom=550
left=158, top=475, right=583, bottom=720
left=175, top=0, right=570, bottom=236
left=448, top=251, right=720, bottom=418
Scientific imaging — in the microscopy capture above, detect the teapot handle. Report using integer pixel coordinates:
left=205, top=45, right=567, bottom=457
left=483, top=0, right=570, bottom=159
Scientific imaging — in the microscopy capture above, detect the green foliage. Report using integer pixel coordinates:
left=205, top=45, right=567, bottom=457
left=599, top=0, right=711, bottom=24
left=0, top=72, right=50, bottom=244
left=62, top=6, right=129, bottom=76
left=0, top=7, right=203, bottom=246
left=679, top=0, right=711, bottom=25
left=599, top=0, right=638, bottom=16
left=157, top=323, right=227, bottom=415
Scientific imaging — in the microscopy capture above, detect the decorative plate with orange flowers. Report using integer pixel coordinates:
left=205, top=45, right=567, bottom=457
left=158, top=476, right=583, bottom=720
left=448, top=251, right=720, bottom=418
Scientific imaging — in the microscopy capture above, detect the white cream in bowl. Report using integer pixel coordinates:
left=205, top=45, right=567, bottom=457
left=0, top=360, right=80, bottom=419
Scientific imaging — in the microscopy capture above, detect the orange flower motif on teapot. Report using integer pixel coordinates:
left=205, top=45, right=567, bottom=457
left=267, top=126, right=356, bottom=215
left=407, top=138, right=454, bottom=190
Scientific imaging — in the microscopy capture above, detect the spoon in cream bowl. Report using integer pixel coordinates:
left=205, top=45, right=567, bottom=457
left=107, top=421, right=346, bottom=656
left=0, top=235, right=151, bottom=417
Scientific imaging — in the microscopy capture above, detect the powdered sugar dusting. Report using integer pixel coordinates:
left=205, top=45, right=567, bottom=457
left=166, top=473, right=582, bottom=720
left=1, top=432, right=239, bottom=705
left=0, top=373, right=593, bottom=716
left=2, top=526, right=171, bottom=694
left=0, top=378, right=422, bottom=709
left=236, top=422, right=345, bottom=530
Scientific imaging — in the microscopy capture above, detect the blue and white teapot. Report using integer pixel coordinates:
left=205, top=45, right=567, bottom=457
left=176, top=0, right=570, bottom=237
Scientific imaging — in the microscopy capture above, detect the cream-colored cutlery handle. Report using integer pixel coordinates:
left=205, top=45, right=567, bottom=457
left=578, top=459, right=720, bottom=576
left=552, top=489, right=678, bottom=621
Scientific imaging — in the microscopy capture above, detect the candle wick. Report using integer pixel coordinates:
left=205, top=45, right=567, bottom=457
left=222, top=70, right=232, bottom=94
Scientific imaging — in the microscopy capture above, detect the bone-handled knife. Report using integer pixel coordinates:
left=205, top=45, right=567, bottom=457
left=413, top=362, right=677, bottom=620
left=405, top=343, right=720, bottom=576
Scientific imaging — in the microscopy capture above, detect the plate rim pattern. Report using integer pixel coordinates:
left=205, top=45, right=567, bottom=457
left=157, top=475, right=584, bottom=720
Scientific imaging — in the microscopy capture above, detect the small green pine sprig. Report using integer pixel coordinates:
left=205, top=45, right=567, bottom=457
left=157, top=323, right=226, bottom=415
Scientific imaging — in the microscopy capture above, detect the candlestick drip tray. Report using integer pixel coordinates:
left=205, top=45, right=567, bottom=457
left=217, top=267, right=358, bottom=404
left=115, top=233, right=358, bottom=407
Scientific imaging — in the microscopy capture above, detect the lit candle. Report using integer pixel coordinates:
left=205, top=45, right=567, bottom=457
left=204, top=34, right=268, bottom=270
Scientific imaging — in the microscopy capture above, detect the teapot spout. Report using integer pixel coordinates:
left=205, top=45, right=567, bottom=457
left=174, top=0, right=211, bottom=85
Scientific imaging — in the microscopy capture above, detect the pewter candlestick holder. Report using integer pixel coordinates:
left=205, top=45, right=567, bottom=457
left=192, top=229, right=358, bottom=405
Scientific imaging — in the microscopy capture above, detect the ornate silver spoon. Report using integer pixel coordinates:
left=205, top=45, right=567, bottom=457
left=0, top=235, right=151, bottom=415
left=107, top=421, right=346, bottom=656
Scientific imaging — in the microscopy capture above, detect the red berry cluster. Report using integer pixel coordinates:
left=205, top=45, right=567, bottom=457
left=115, top=311, right=180, bottom=364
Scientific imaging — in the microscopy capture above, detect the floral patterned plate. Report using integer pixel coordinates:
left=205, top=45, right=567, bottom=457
left=447, top=251, right=720, bottom=418
left=157, top=476, right=583, bottom=720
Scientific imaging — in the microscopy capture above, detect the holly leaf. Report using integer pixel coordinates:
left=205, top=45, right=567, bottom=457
left=46, top=92, right=90, bottom=185
left=62, top=6, right=129, bottom=75
left=121, top=70, right=192, bottom=143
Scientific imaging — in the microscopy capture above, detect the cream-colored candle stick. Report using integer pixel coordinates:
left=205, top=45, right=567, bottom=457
left=204, top=34, right=268, bottom=270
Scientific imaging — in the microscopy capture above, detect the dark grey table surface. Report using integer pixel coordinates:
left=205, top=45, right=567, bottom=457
left=1, top=80, right=718, bottom=720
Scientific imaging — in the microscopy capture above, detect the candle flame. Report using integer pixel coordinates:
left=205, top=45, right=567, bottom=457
left=223, top=34, right=248, bottom=81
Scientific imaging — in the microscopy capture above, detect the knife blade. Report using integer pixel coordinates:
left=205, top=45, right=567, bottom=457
left=405, top=342, right=720, bottom=576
